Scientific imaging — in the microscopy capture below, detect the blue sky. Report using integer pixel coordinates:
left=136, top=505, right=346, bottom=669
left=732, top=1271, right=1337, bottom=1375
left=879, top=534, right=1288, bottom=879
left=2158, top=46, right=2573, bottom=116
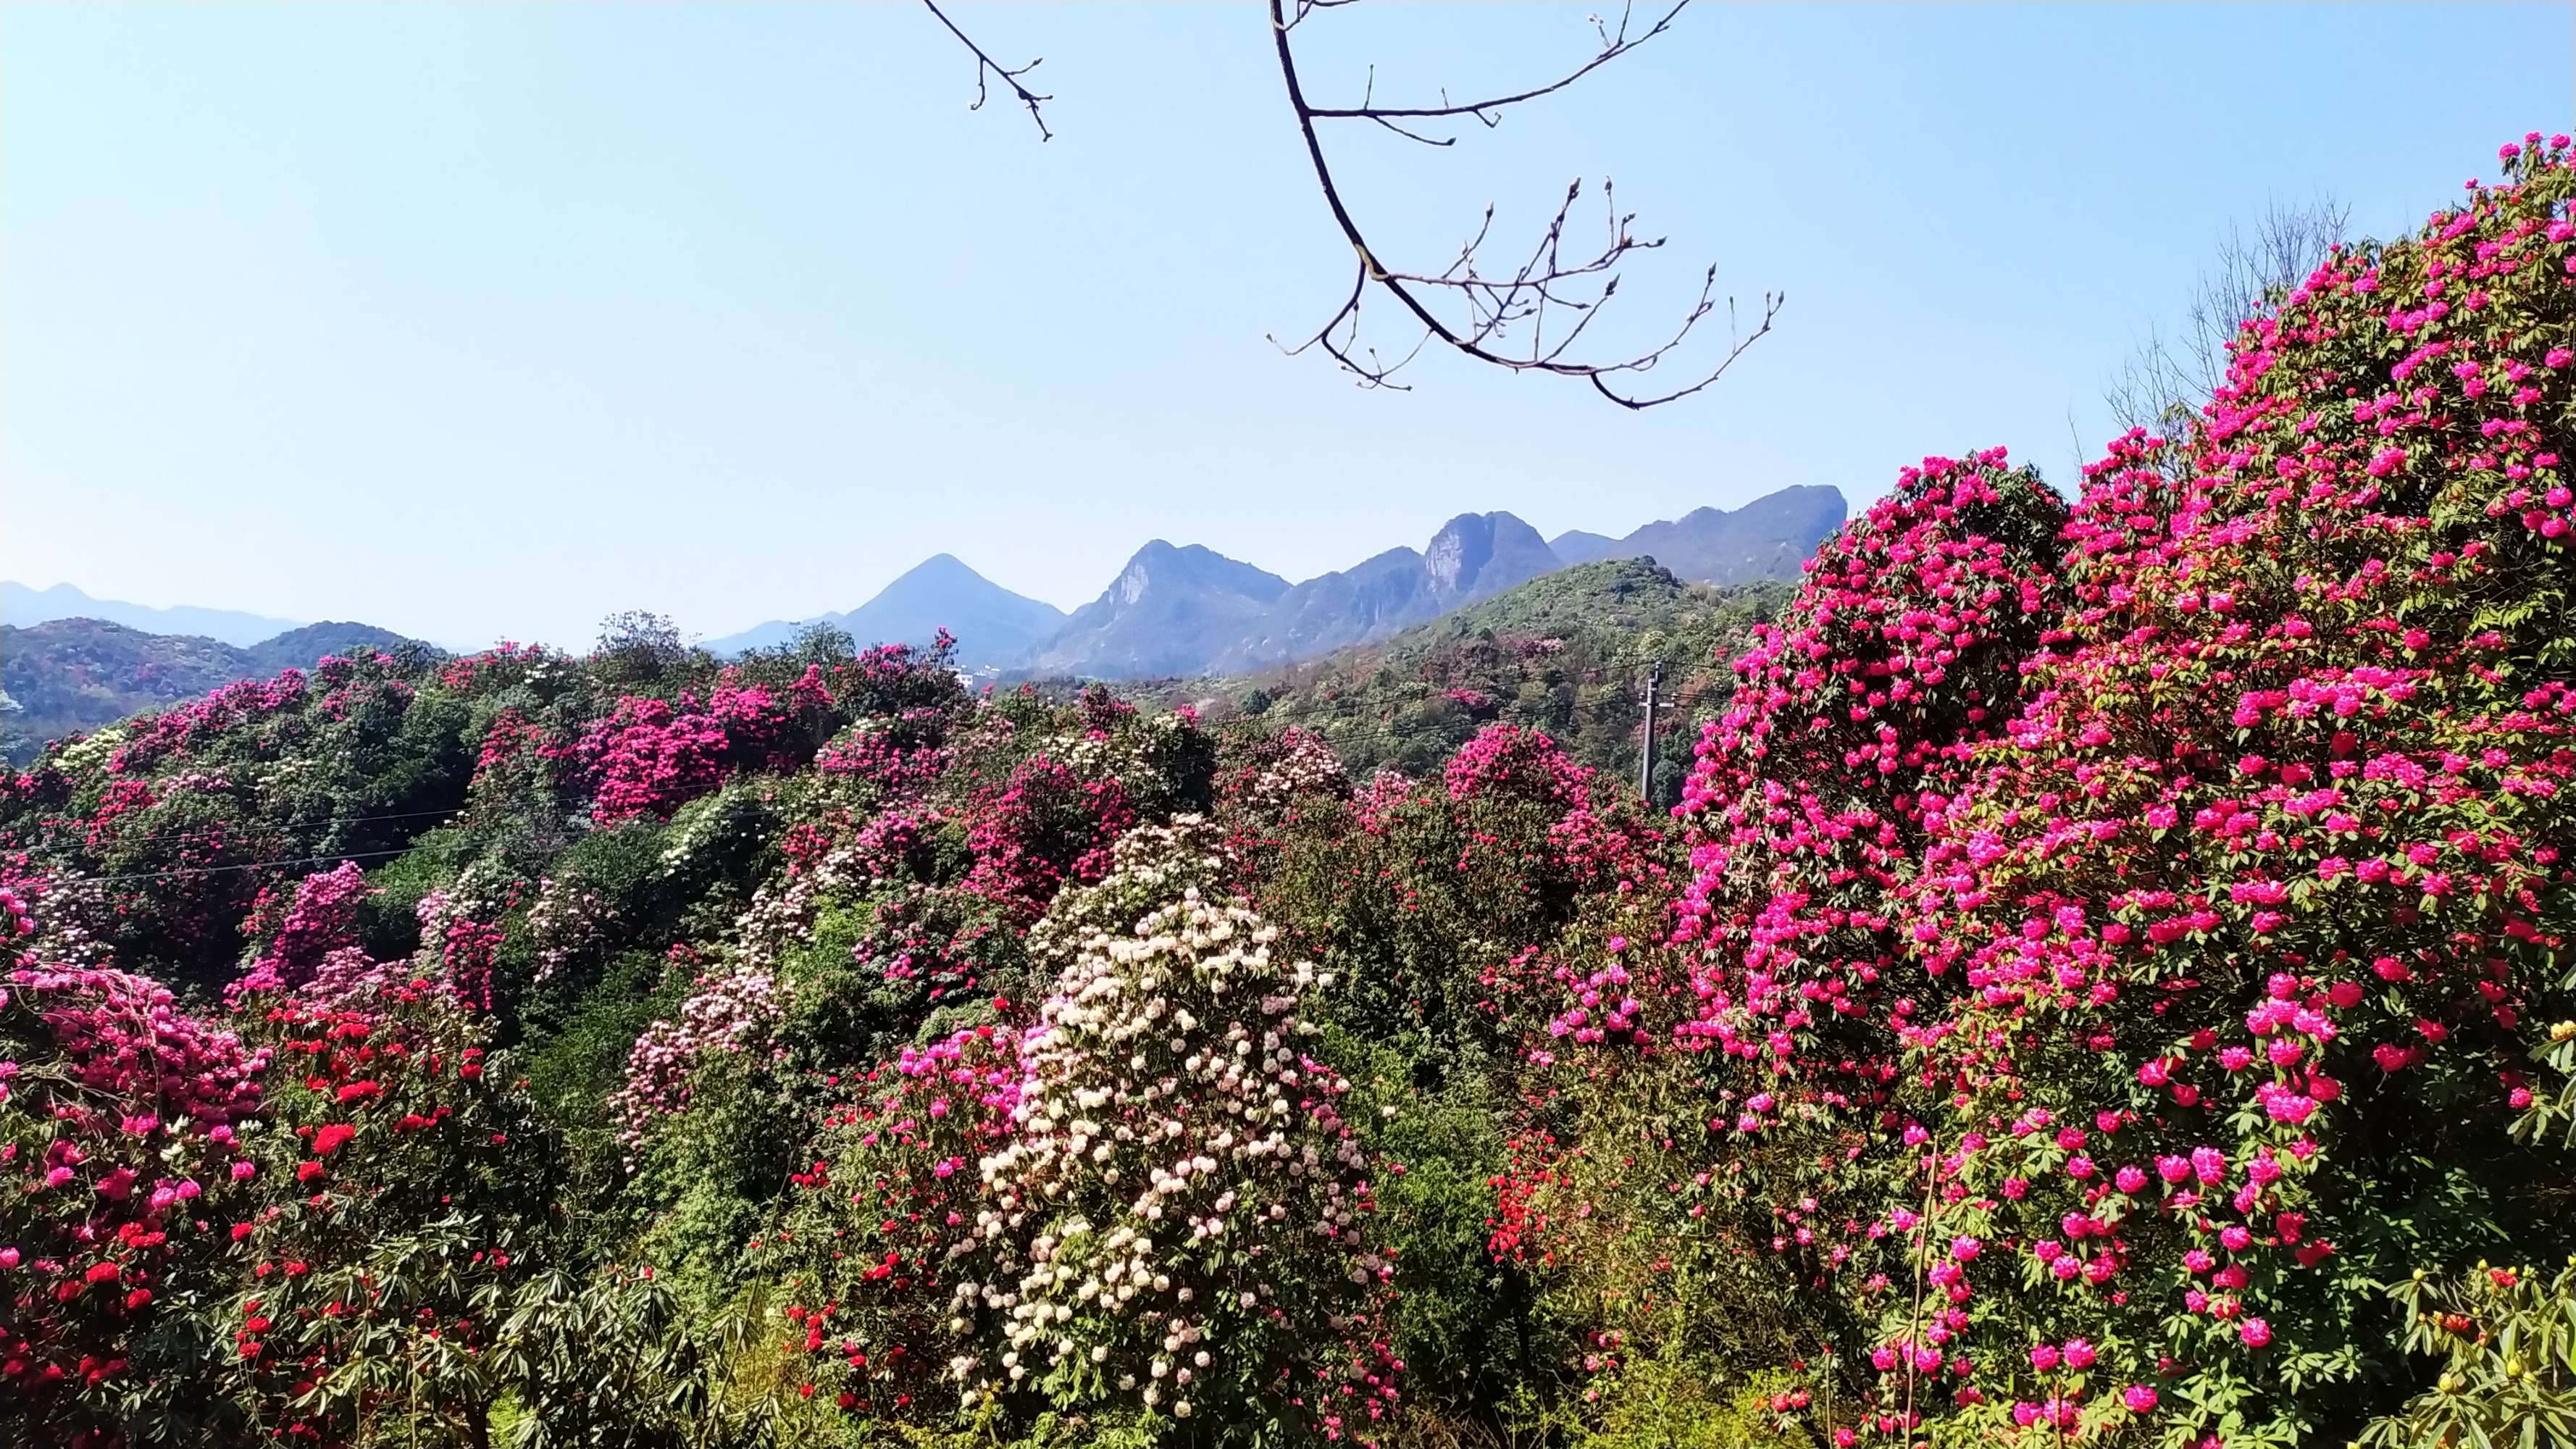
left=5, top=3, right=2568, bottom=651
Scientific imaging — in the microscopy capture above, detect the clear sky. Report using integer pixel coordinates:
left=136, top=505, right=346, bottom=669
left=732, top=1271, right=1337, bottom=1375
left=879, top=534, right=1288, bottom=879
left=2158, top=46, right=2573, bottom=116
left=6, top=3, right=2569, bottom=651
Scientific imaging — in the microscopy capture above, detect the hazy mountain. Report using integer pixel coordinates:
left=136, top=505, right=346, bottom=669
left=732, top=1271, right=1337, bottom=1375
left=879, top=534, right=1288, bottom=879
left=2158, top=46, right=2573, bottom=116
left=1574, top=485, right=1849, bottom=585
left=1, top=618, right=431, bottom=764
left=1213, top=546, right=1435, bottom=673
left=1206, top=511, right=1563, bottom=673
left=703, top=554, right=1067, bottom=667
left=1422, top=511, right=1561, bottom=604
left=1547, top=529, right=1621, bottom=565
left=1026, top=542, right=1292, bottom=679
left=1026, top=489, right=1843, bottom=681
left=4, top=581, right=304, bottom=647
left=4, top=486, right=1843, bottom=699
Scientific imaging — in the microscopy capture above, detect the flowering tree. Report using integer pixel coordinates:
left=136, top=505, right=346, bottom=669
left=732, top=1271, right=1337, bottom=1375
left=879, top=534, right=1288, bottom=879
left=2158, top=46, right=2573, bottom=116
left=209, top=975, right=569, bottom=1449
left=0, top=901, right=270, bottom=1445
left=1623, top=135, right=2576, bottom=1448
left=756, top=822, right=1400, bottom=1442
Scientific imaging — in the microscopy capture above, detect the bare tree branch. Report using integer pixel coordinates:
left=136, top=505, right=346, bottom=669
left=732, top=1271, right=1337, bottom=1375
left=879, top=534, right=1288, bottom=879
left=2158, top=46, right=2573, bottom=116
left=2105, top=192, right=2350, bottom=433
left=1268, top=0, right=1778, bottom=408
left=1305, top=1, right=1688, bottom=123
left=921, top=0, right=1053, bottom=141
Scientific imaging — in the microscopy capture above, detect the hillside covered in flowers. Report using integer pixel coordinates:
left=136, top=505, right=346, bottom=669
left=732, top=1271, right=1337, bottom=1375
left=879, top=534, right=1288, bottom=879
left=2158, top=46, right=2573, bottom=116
left=4, top=135, right=2576, bottom=1449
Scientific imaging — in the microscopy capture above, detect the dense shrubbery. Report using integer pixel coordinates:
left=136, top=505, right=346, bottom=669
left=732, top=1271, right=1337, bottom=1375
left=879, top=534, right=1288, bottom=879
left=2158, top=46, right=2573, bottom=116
left=3, top=133, right=2573, bottom=1449
left=1142, top=559, right=1788, bottom=803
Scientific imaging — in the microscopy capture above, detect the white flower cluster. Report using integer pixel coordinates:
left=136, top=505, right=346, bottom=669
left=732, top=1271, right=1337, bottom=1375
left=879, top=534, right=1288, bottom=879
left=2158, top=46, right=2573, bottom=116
left=51, top=728, right=127, bottom=777
left=524, top=875, right=611, bottom=985
left=939, top=820, right=1381, bottom=1419
left=1238, top=727, right=1350, bottom=816
left=728, top=873, right=821, bottom=973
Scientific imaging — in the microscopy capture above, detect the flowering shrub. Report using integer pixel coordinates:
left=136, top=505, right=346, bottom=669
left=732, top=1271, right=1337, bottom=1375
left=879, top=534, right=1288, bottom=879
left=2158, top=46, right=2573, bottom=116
left=0, top=648, right=470, bottom=993
left=210, top=974, right=567, bottom=1449
left=957, top=751, right=1137, bottom=919
left=1217, top=724, right=1352, bottom=828
left=609, top=955, right=793, bottom=1151
left=523, top=873, right=613, bottom=986
left=763, top=1022, right=1028, bottom=1419
left=572, top=670, right=835, bottom=824
left=1263, top=721, right=1668, bottom=1073
left=757, top=822, right=1399, bottom=1440
left=0, top=960, right=267, bottom=1440
left=973, top=853, right=1395, bottom=1435
left=410, top=869, right=522, bottom=1014
left=228, top=862, right=377, bottom=1001
left=1620, top=135, right=2576, bottom=1448
left=816, top=714, right=953, bottom=798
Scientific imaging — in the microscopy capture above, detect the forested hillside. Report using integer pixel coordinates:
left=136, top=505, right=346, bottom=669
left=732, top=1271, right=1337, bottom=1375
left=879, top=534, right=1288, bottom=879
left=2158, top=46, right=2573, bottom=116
left=0, top=618, right=434, bottom=765
left=3, top=135, right=2575, bottom=1449
left=1141, top=559, right=1791, bottom=799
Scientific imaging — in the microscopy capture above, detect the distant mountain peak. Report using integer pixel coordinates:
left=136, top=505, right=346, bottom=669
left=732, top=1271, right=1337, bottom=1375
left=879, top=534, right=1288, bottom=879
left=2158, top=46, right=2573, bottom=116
left=701, top=554, right=1066, bottom=666
left=1549, top=528, right=1621, bottom=565
left=1028, top=543, right=1290, bottom=679
left=1423, top=511, right=1555, bottom=601
left=1571, top=488, right=1847, bottom=589
left=1117, top=554, right=1157, bottom=606
left=3, top=581, right=306, bottom=648
left=1101, top=542, right=1290, bottom=608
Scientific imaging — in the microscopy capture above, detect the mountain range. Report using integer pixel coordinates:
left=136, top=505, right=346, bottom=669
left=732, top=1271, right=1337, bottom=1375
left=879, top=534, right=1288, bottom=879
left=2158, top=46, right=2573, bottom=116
left=4, top=580, right=306, bottom=647
left=0, top=484, right=1849, bottom=756
left=1544, top=485, right=1848, bottom=584
left=1017, top=485, right=1843, bottom=680
left=1125, top=554, right=1796, bottom=792
left=706, top=483, right=1845, bottom=680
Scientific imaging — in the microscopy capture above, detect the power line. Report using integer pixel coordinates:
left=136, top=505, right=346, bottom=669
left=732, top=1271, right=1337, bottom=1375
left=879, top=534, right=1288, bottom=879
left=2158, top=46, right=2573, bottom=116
left=57, top=847, right=427, bottom=888
left=4, top=804, right=465, bottom=851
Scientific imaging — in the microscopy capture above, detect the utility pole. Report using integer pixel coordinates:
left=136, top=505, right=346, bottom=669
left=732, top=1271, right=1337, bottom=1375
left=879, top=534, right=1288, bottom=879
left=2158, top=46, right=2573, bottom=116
left=1639, top=661, right=1663, bottom=806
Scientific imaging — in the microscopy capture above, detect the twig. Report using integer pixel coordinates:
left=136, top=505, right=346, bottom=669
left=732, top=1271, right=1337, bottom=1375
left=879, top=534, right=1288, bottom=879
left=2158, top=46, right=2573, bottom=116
left=1303, top=1, right=1689, bottom=124
left=1266, top=0, right=1778, bottom=409
left=920, top=0, right=1053, bottom=141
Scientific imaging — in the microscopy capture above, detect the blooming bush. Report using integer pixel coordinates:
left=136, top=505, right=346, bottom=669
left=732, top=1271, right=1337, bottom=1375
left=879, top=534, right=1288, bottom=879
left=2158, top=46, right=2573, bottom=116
left=0, top=948, right=267, bottom=1442
left=756, top=822, right=1400, bottom=1441
left=228, top=862, right=377, bottom=1001
left=609, top=954, right=793, bottom=1152
left=572, top=670, right=835, bottom=825
left=210, top=973, right=568, bottom=1449
left=1618, top=134, right=2576, bottom=1448
left=0, top=648, right=472, bottom=993
left=762, top=1022, right=1028, bottom=1419
left=976, top=822, right=1394, bottom=1431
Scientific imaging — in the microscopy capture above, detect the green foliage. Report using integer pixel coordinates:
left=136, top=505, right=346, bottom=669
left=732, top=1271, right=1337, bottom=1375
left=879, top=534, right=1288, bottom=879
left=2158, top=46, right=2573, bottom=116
left=1142, top=561, right=1786, bottom=792
left=1510, top=1359, right=1816, bottom=1449
left=519, top=948, right=692, bottom=1182
left=2362, top=1260, right=2576, bottom=1449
